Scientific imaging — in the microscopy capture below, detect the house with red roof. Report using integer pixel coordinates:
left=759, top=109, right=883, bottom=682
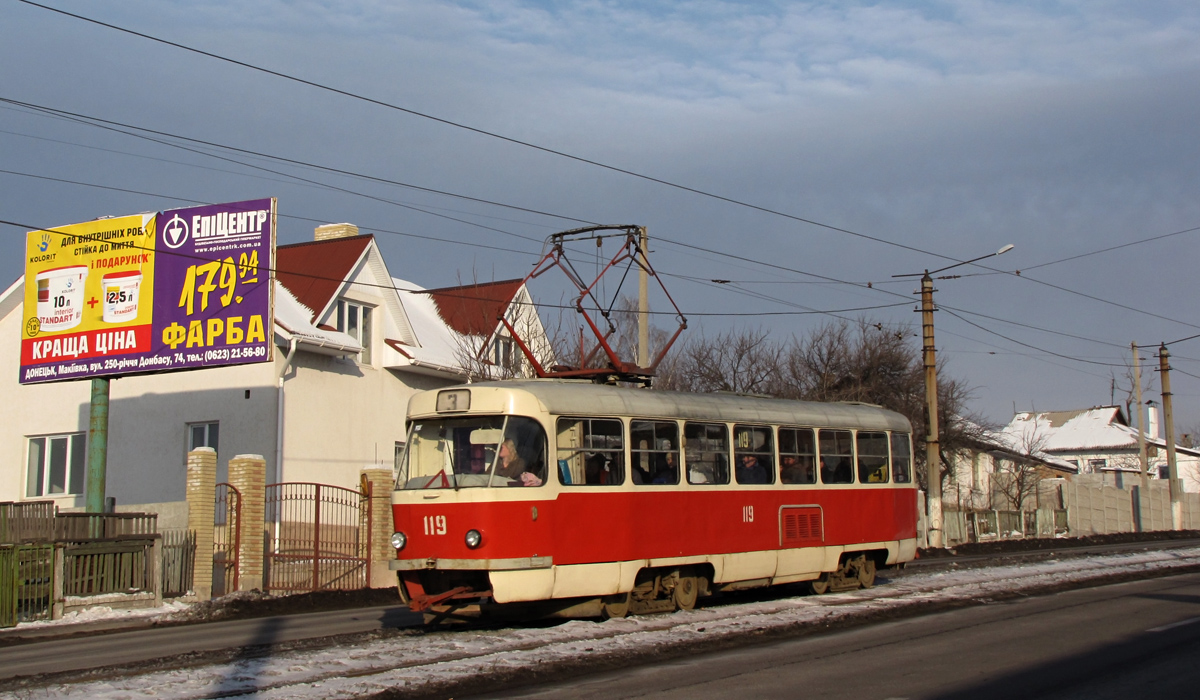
left=0, top=222, right=553, bottom=522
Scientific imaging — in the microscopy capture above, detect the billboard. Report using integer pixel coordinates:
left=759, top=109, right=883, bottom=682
left=20, top=198, right=276, bottom=384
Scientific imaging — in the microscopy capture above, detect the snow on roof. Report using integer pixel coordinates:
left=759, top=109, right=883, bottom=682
left=1001, top=406, right=1200, bottom=457
left=968, top=424, right=1079, bottom=473
left=392, top=278, right=476, bottom=374
left=1003, top=407, right=1134, bottom=452
left=273, top=280, right=361, bottom=354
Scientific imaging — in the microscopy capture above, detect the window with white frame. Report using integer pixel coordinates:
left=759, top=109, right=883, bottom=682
left=189, top=421, right=220, bottom=453
left=336, top=299, right=372, bottom=364
left=492, top=335, right=515, bottom=369
left=27, top=433, right=86, bottom=497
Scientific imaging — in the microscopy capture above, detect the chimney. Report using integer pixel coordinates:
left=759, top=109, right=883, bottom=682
left=1147, top=403, right=1160, bottom=441
left=314, top=223, right=359, bottom=241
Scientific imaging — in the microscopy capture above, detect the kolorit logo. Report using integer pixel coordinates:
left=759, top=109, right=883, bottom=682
left=163, top=214, right=189, bottom=249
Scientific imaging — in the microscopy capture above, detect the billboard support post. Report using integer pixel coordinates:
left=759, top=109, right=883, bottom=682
left=86, top=376, right=110, bottom=516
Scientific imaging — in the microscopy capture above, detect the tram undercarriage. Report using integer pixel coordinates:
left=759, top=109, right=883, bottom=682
left=398, top=553, right=890, bottom=624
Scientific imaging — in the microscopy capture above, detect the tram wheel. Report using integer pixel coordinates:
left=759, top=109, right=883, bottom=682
left=857, top=557, right=877, bottom=589
left=673, top=576, right=699, bottom=611
left=808, top=574, right=830, bottom=595
left=602, top=592, right=632, bottom=619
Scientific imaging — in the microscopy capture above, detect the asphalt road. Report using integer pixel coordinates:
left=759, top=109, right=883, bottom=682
left=473, top=571, right=1200, bottom=699
left=0, top=604, right=423, bottom=680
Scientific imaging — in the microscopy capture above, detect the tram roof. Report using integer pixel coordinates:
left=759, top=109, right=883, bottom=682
left=467, top=380, right=912, bottom=433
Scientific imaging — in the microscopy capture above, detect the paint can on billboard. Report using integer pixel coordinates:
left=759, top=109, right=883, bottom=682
left=35, top=265, right=88, bottom=331
left=101, top=270, right=142, bottom=323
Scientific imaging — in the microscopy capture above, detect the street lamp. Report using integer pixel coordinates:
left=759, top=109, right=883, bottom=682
left=894, top=243, right=1014, bottom=549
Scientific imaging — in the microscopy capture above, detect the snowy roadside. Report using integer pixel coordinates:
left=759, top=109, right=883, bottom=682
left=9, top=547, right=1200, bottom=700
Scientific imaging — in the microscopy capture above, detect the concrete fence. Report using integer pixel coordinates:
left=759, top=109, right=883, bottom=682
left=920, top=475, right=1200, bottom=547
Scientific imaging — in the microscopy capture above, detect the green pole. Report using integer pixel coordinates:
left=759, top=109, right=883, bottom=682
left=86, top=377, right=110, bottom=513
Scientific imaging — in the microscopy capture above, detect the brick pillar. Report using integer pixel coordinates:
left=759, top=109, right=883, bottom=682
left=360, top=467, right=395, bottom=588
left=229, top=454, right=267, bottom=592
left=185, top=447, right=217, bottom=601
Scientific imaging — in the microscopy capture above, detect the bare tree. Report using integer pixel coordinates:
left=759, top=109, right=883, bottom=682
left=993, top=421, right=1050, bottom=510
left=655, top=318, right=985, bottom=493
left=656, top=327, right=781, bottom=394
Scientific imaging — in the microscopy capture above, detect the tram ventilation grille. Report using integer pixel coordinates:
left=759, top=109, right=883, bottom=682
left=780, top=507, right=823, bottom=546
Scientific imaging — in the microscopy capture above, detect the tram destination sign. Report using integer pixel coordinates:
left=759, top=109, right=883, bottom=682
left=20, top=198, right=276, bottom=384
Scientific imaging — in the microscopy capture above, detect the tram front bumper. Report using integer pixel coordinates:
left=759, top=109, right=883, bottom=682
left=389, top=556, right=553, bottom=571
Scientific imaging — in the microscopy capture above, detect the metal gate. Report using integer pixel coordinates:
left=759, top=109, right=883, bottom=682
left=263, top=482, right=371, bottom=594
left=0, top=544, right=54, bottom=628
left=213, top=482, right=242, bottom=597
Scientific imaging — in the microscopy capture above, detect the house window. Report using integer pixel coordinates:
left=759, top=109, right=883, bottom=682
left=1088, top=458, right=1107, bottom=472
left=27, top=433, right=86, bottom=497
left=492, top=336, right=515, bottom=368
left=336, top=299, right=372, bottom=364
left=1159, top=465, right=1170, bottom=479
left=189, top=421, right=220, bottom=453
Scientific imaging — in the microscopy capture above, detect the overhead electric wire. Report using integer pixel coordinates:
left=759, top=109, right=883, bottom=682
left=2, top=99, right=560, bottom=245
left=11, top=90, right=1200, bottom=350
left=20, top=0, right=1200, bottom=372
left=940, top=308, right=1128, bottom=368
left=0, top=169, right=536, bottom=256
left=0, top=96, right=594, bottom=229
left=17, top=0, right=989, bottom=268
left=939, top=304, right=1131, bottom=350
left=0, top=126, right=566, bottom=231
left=960, top=224, right=1200, bottom=275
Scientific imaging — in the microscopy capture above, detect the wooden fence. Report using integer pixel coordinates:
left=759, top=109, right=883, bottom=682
left=0, top=502, right=190, bottom=627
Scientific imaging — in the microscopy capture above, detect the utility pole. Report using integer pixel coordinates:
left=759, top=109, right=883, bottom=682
left=892, top=243, right=1014, bottom=549
left=86, top=377, right=110, bottom=514
left=920, top=271, right=943, bottom=548
left=637, top=226, right=650, bottom=368
left=1160, top=344, right=1182, bottom=530
left=1133, top=342, right=1148, bottom=531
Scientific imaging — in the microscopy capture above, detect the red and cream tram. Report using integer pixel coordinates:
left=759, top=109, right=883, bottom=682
left=390, top=380, right=918, bottom=619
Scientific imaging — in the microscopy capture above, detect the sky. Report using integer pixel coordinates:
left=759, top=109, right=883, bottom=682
left=2, top=0, right=1200, bottom=430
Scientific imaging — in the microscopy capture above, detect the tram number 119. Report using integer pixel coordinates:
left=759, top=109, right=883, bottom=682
left=423, top=515, right=447, bottom=536
left=742, top=505, right=754, bottom=523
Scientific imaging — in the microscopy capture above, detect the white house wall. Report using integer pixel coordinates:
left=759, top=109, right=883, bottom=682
left=279, top=349, right=454, bottom=489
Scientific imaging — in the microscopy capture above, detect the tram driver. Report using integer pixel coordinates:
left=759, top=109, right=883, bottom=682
left=497, top=439, right=543, bottom=486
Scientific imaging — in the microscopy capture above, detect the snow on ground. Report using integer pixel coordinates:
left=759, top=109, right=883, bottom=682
left=10, top=599, right=192, bottom=631
left=8, top=547, right=1200, bottom=700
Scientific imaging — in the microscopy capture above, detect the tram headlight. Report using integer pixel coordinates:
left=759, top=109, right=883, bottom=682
left=391, top=531, right=407, bottom=551
left=464, top=529, right=483, bottom=549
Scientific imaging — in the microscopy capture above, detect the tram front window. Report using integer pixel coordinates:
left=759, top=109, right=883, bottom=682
left=397, top=416, right=547, bottom=489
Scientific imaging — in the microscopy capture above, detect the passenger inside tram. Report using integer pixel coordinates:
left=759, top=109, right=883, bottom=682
left=780, top=454, right=815, bottom=484
left=736, top=453, right=770, bottom=484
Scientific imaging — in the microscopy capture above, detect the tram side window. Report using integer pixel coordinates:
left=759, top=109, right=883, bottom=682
left=556, top=418, right=625, bottom=486
left=684, top=422, right=730, bottom=485
left=779, top=428, right=816, bottom=484
left=819, top=429, right=854, bottom=484
left=734, top=425, right=775, bottom=485
left=631, top=421, right=680, bottom=485
left=891, top=433, right=913, bottom=483
left=857, top=431, right=890, bottom=483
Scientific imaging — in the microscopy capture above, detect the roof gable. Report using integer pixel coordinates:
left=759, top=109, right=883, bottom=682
left=275, top=235, right=373, bottom=320
left=427, top=279, right=523, bottom=337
